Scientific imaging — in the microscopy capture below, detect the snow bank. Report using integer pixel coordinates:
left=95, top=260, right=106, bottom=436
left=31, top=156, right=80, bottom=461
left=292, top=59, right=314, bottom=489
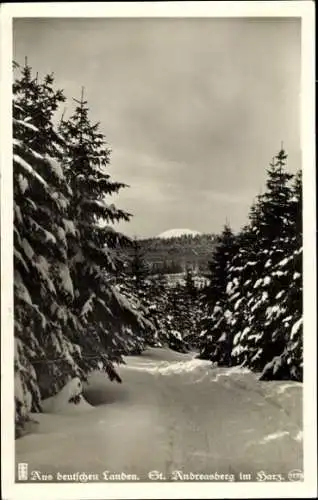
left=259, top=431, right=290, bottom=444
left=122, top=357, right=211, bottom=376
left=42, top=378, right=93, bottom=414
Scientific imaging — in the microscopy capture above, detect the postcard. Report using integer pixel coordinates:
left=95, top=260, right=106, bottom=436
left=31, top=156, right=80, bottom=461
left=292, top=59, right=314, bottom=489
left=1, top=2, right=316, bottom=499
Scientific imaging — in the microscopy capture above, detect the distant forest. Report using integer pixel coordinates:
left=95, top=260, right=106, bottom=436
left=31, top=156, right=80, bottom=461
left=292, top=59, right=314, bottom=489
left=122, top=233, right=217, bottom=274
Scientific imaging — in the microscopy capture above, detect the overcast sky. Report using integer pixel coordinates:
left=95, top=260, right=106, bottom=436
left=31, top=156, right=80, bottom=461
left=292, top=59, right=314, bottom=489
left=13, top=17, right=301, bottom=238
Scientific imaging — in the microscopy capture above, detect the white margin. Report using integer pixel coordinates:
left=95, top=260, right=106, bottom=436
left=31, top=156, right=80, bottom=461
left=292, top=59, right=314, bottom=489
left=1, top=2, right=316, bottom=499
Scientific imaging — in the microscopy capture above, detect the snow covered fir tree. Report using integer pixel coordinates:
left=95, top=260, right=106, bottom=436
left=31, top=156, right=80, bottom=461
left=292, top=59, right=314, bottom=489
left=198, top=149, right=303, bottom=381
left=13, top=62, right=153, bottom=435
left=13, top=60, right=303, bottom=440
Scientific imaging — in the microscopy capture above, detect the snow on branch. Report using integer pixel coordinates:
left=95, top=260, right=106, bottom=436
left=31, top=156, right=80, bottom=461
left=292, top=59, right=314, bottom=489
left=13, top=118, right=39, bottom=132
left=14, top=154, right=48, bottom=189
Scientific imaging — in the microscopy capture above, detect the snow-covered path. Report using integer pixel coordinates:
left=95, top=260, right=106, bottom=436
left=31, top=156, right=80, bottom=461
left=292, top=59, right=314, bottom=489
left=16, top=348, right=303, bottom=482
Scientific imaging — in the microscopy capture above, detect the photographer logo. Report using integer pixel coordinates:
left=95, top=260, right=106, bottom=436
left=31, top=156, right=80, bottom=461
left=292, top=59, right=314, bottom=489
left=17, top=463, right=28, bottom=481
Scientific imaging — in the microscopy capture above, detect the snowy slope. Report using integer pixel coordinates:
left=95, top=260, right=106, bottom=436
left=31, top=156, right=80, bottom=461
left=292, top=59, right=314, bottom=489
left=16, top=348, right=302, bottom=481
left=157, top=228, right=201, bottom=239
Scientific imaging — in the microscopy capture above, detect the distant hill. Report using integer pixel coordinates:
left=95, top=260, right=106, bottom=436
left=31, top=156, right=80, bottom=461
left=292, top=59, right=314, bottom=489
left=123, top=232, right=217, bottom=274
left=157, top=228, right=201, bottom=239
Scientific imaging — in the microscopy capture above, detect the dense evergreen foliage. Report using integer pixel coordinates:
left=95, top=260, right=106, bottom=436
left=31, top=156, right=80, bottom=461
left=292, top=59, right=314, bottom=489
left=118, top=250, right=200, bottom=353
left=198, top=149, right=303, bottom=381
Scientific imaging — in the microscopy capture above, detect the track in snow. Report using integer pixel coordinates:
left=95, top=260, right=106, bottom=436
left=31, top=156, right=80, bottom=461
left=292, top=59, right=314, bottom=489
left=16, top=348, right=303, bottom=482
